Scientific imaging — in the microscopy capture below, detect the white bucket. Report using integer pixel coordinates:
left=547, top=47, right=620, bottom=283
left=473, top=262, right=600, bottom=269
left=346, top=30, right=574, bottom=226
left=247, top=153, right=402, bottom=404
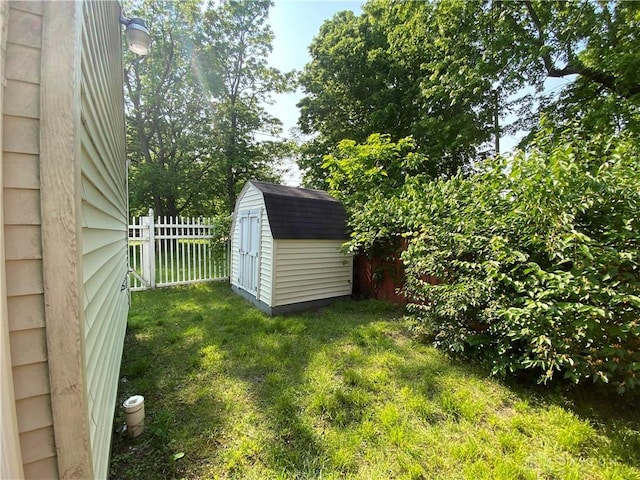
left=123, top=395, right=145, bottom=438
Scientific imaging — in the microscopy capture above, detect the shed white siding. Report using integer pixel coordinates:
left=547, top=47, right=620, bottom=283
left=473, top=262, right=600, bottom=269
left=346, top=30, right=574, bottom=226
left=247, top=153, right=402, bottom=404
left=231, top=182, right=273, bottom=306
left=231, top=181, right=353, bottom=314
left=273, top=240, right=352, bottom=306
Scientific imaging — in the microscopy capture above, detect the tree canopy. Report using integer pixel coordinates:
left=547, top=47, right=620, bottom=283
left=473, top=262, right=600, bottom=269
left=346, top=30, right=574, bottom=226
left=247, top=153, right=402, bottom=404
left=124, top=0, right=293, bottom=216
left=297, top=0, right=640, bottom=187
left=314, top=1, right=640, bottom=392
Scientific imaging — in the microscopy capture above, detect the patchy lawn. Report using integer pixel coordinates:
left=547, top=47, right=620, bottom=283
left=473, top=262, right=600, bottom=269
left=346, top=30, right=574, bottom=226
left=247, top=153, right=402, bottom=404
left=110, top=283, right=640, bottom=480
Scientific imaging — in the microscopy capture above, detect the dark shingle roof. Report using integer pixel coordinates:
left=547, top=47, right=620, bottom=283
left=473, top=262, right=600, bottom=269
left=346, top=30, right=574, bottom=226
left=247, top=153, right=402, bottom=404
left=250, top=181, right=349, bottom=240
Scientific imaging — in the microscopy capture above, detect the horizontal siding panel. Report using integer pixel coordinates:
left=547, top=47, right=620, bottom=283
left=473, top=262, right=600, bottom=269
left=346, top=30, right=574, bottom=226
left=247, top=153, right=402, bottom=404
left=258, top=288, right=270, bottom=305
left=4, top=79, right=39, bottom=118
left=82, top=227, right=124, bottom=256
left=3, top=188, right=40, bottom=224
left=81, top=201, right=123, bottom=230
left=81, top=17, right=125, bottom=157
left=277, top=241, right=346, bottom=252
left=10, top=327, right=47, bottom=366
left=7, top=7, right=43, bottom=48
left=277, top=263, right=352, bottom=276
left=12, top=363, right=50, bottom=400
left=80, top=96, right=125, bottom=193
left=80, top=131, right=126, bottom=205
left=277, top=251, right=346, bottom=262
left=87, top=302, right=123, bottom=417
left=10, top=2, right=44, bottom=15
left=16, top=394, right=53, bottom=433
left=22, top=455, right=58, bottom=480
left=3, top=152, right=40, bottom=188
left=84, top=263, right=127, bottom=344
left=82, top=239, right=125, bottom=291
left=3, top=115, right=39, bottom=154
left=88, top=301, right=127, bottom=473
left=88, top=295, right=127, bottom=398
left=4, top=225, right=41, bottom=260
left=83, top=258, right=127, bottom=335
left=19, top=426, right=56, bottom=465
left=275, top=263, right=349, bottom=274
left=80, top=3, right=129, bottom=477
left=259, top=230, right=272, bottom=304
left=5, top=42, right=40, bottom=83
left=81, top=171, right=125, bottom=220
left=7, top=294, right=45, bottom=331
left=276, top=287, right=351, bottom=306
left=87, top=305, right=126, bottom=445
left=83, top=252, right=127, bottom=314
left=274, top=239, right=352, bottom=306
left=278, top=259, right=350, bottom=270
left=239, top=187, right=264, bottom=210
left=276, top=277, right=351, bottom=295
left=5, top=259, right=43, bottom=296
left=85, top=291, right=127, bottom=396
left=276, top=272, right=352, bottom=288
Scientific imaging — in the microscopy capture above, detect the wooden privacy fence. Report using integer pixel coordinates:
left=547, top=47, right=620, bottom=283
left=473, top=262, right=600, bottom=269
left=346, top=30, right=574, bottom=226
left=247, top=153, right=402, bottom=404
left=128, top=209, right=230, bottom=291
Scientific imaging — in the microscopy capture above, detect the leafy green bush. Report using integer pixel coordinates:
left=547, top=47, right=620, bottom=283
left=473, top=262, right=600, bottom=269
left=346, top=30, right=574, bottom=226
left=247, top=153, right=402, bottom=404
left=210, top=213, right=232, bottom=260
left=323, top=134, right=433, bottom=257
left=400, top=131, right=640, bottom=392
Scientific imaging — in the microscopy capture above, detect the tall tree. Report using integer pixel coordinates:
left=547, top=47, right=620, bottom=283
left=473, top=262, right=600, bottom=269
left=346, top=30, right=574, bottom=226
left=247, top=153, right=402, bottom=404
left=124, top=0, right=293, bottom=216
left=297, top=0, right=640, bottom=188
left=501, top=0, right=640, bottom=141
left=124, top=0, right=215, bottom=217
left=197, top=0, right=295, bottom=211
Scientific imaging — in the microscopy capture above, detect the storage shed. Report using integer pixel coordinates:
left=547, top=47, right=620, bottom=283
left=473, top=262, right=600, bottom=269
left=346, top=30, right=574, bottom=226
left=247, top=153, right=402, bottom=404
left=231, top=181, right=353, bottom=315
left=1, top=2, right=130, bottom=479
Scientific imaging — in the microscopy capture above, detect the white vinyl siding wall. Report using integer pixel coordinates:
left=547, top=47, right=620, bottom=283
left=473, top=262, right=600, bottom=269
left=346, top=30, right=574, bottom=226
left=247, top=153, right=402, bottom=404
left=273, top=240, right=352, bottom=307
left=79, top=2, right=129, bottom=479
left=231, top=183, right=273, bottom=305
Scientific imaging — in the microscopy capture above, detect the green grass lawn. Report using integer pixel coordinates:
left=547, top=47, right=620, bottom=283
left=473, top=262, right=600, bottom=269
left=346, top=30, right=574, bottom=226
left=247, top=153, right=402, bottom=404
left=110, top=283, right=640, bottom=480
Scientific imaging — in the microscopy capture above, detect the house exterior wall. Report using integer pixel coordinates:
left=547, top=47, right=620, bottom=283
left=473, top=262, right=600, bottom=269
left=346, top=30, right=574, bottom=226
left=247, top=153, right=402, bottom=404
left=1, top=2, right=129, bottom=478
left=2, top=2, right=59, bottom=478
left=231, top=182, right=273, bottom=306
left=79, top=2, right=129, bottom=478
left=272, top=239, right=352, bottom=307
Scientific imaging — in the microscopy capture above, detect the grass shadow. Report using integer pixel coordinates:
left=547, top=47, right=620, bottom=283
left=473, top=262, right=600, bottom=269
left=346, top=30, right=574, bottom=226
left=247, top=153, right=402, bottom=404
left=111, top=283, right=640, bottom=479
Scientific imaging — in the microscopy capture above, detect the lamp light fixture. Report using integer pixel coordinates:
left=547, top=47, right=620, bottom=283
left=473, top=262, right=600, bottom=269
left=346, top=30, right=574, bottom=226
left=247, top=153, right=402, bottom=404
left=120, top=16, right=151, bottom=55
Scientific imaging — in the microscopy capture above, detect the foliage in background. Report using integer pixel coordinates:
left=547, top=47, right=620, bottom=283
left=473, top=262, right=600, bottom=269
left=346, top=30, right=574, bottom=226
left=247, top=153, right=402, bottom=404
left=403, top=130, right=640, bottom=392
left=124, top=0, right=210, bottom=217
left=297, top=0, right=640, bottom=188
left=124, top=0, right=293, bottom=217
left=197, top=0, right=296, bottom=211
left=332, top=129, right=640, bottom=393
left=210, top=212, right=232, bottom=261
left=322, top=134, right=431, bottom=258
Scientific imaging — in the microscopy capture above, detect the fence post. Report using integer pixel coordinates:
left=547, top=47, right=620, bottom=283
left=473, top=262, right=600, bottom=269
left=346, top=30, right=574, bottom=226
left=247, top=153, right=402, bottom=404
left=141, top=208, right=156, bottom=289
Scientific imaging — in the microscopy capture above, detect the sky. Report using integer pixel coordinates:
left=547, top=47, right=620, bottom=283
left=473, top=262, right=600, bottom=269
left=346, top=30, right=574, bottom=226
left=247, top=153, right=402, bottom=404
left=268, top=0, right=363, bottom=132
left=266, top=0, right=363, bottom=185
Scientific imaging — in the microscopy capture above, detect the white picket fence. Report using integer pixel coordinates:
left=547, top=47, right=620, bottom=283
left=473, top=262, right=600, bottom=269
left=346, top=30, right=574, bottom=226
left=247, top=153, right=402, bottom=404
left=128, top=209, right=230, bottom=291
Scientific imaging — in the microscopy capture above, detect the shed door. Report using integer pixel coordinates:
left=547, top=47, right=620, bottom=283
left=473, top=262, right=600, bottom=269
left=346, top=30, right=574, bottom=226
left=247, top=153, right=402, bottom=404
left=238, top=209, right=260, bottom=295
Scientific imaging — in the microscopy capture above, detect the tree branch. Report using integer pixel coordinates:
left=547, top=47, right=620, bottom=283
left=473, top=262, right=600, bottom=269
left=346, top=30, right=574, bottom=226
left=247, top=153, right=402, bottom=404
left=524, top=0, right=640, bottom=98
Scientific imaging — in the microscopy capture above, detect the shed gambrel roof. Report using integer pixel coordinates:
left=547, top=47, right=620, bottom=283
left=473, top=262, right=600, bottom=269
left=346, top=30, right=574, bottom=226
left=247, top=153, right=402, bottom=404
left=250, top=181, right=349, bottom=240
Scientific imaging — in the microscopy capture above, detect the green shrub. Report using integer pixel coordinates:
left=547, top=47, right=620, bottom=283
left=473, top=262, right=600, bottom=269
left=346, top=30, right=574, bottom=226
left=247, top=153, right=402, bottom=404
left=400, top=131, right=640, bottom=392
